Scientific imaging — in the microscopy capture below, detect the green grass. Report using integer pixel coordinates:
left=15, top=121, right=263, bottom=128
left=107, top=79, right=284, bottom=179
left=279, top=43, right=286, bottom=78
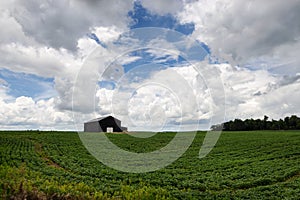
left=0, top=130, right=299, bottom=199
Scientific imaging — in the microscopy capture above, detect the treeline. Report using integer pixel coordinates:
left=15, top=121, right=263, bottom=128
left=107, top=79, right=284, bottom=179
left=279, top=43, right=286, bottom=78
left=211, top=115, right=300, bottom=131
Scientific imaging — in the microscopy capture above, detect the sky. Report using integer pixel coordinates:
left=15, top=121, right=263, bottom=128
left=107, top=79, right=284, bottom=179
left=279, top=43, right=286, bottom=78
left=0, top=0, right=299, bottom=131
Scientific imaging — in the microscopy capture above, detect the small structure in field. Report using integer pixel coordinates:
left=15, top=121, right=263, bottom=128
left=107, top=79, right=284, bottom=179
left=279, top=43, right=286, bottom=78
left=84, top=116, right=127, bottom=132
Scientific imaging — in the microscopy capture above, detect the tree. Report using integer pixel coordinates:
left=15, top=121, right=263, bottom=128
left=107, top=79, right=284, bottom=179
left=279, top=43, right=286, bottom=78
left=289, top=115, right=299, bottom=130
left=212, top=115, right=300, bottom=131
left=284, top=116, right=290, bottom=129
left=263, top=115, right=269, bottom=129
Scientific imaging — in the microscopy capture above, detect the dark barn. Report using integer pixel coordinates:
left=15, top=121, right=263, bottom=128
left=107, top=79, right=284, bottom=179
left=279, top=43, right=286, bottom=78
left=84, top=116, right=127, bottom=132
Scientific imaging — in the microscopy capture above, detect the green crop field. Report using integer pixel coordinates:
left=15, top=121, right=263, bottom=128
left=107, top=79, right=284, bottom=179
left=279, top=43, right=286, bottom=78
left=0, top=130, right=299, bottom=199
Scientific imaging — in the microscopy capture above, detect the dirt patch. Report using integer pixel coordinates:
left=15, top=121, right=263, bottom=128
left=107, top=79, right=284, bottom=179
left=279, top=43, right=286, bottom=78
left=284, top=171, right=300, bottom=183
left=34, top=143, right=64, bottom=170
left=105, top=132, right=128, bottom=134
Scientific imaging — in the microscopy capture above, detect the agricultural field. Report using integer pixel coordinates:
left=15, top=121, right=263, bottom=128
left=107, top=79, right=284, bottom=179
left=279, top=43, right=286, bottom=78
left=0, top=130, right=300, bottom=199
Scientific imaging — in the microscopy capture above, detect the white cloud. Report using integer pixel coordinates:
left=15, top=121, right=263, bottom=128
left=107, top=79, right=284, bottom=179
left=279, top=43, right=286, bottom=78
left=92, top=26, right=124, bottom=44
left=92, top=63, right=219, bottom=131
left=0, top=29, right=119, bottom=115
left=145, top=37, right=181, bottom=63
left=112, top=62, right=299, bottom=130
left=0, top=43, right=78, bottom=78
left=139, top=0, right=184, bottom=15
left=127, top=84, right=180, bottom=130
left=259, top=82, right=300, bottom=119
left=71, top=44, right=127, bottom=114
left=0, top=96, right=73, bottom=130
left=0, top=10, right=36, bottom=46
left=10, top=0, right=133, bottom=51
left=0, top=1, right=134, bottom=115
left=178, top=0, right=300, bottom=74
left=218, top=64, right=300, bottom=120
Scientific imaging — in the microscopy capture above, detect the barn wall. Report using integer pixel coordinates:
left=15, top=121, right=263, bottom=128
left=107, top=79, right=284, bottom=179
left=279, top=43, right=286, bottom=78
left=84, top=121, right=101, bottom=132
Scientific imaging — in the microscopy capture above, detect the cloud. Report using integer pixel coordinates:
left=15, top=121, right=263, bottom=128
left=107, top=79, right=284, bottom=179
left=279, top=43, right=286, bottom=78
left=10, top=0, right=133, bottom=51
left=91, top=63, right=220, bottom=131
left=0, top=30, right=111, bottom=114
left=92, top=26, right=124, bottom=44
left=258, top=82, right=300, bottom=119
left=93, top=61, right=299, bottom=131
left=0, top=43, right=76, bottom=78
left=0, top=96, right=73, bottom=130
left=139, top=0, right=184, bottom=15
left=0, top=10, right=36, bottom=46
left=0, top=0, right=137, bottom=119
left=218, top=64, right=300, bottom=120
left=70, top=42, right=129, bottom=115
left=178, top=0, right=300, bottom=73
left=1, top=58, right=299, bottom=131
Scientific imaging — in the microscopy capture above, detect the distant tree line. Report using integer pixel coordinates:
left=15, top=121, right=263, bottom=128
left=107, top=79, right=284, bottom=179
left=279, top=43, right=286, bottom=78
left=211, top=115, right=300, bottom=131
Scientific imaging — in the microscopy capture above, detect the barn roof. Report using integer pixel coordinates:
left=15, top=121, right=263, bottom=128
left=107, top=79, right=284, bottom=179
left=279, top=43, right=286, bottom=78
left=85, top=116, right=120, bottom=123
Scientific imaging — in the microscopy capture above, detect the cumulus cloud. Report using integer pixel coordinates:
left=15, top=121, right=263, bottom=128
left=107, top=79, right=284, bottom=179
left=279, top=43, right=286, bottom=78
left=139, top=0, right=184, bottom=15
left=90, top=62, right=222, bottom=131
left=178, top=0, right=300, bottom=74
left=92, top=61, right=299, bottom=131
left=10, top=0, right=133, bottom=51
left=0, top=43, right=78, bottom=78
left=0, top=1, right=148, bottom=130
left=110, top=61, right=298, bottom=130
left=0, top=11, right=36, bottom=46
left=218, top=64, right=300, bottom=120
left=0, top=96, right=73, bottom=130
left=0, top=75, right=58, bottom=129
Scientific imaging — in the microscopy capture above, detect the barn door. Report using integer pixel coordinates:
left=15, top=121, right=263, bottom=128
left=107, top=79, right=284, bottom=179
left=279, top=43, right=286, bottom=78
left=107, top=127, right=113, bottom=133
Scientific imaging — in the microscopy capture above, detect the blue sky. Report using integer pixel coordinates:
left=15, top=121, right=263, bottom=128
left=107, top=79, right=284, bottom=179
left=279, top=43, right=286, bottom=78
left=93, top=3, right=210, bottom=95
left=128, top=2, right=195, bottom=35
left=0, top=69, right=55, bottom=100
